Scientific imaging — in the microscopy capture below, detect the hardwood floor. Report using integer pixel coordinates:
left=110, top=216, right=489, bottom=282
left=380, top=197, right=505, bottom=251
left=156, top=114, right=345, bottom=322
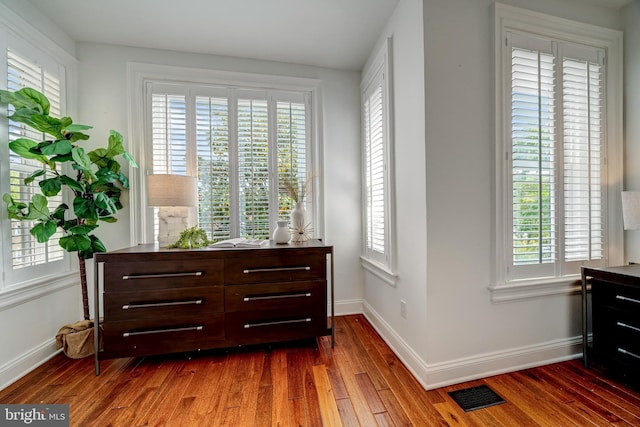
left=2, top=314, right=640, bottom=426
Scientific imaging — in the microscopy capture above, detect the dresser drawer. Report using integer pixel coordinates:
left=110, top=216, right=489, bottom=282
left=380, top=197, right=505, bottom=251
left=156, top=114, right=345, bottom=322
left=104, top=259, right=223, bottom=292
left=225, top=253, right=326, bottom=284
left=225, top=280, right=325, bottom=313
left=592, top=279, right=640, bottom=311
left=104, top=287, right=223, bottom=322
left=101, top=315, right=225, bottom=358
left=593, top=306, right=640, bottom=355
left=225, top=308, right=327, bottom=343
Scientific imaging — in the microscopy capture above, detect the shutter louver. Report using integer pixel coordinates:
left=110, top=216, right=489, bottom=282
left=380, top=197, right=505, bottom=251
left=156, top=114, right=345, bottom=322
left=7, top=50, right=64, bottom=269
left=563, top=58, right=603, bottom=261
left=151, top=94, right=187, bottom=175
left=511, top=47, right=556, bottom=265
left=237, top=98, right=270, bottom=239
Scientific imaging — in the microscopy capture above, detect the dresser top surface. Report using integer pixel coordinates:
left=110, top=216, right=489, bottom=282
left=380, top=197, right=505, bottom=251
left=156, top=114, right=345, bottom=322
left=582, top=264, right=640, bottom=282
left=96, top=239, right=332, bottom=261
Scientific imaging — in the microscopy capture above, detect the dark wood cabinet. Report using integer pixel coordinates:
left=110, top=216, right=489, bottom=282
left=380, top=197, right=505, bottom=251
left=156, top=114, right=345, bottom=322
left=582, top=265, right=640, bottom=388
left=93, top=240, right=333, bottom=374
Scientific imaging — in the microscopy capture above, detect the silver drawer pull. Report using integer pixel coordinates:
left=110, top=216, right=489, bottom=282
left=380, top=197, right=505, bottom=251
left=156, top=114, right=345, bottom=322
left=616, top=322, right=640, bottom=334
left=122, top=271, right=203, bottom=280
left=618, top=348, right=640, bottom=361
left=242, top=266, right=311, bottom=274
left=122, top=299, right=203, bottom=310
left=122, top=325, right=203, bottom=337
left=244, top=318, right=311, bottom=329
left=243, top=293, right=311, bottom=302
left=616, top=295, right=640, bottom=305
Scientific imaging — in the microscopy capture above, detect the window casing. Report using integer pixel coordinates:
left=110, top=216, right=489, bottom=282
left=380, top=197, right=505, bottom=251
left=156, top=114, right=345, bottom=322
left=0, top=35, right=72, bottom=290
left=143, top=80, right=314, bottom=243
left=492, top=4, right=623, bottom=300
left=361, top=38, right=395, bottom=277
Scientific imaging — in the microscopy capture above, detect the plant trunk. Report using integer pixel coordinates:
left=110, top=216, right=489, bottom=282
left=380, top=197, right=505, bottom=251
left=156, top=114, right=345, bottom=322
left=78, top=255, right=89, bottom=320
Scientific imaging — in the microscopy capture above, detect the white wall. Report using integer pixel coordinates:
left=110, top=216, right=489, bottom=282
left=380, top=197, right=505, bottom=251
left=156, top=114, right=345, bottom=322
left=624, top=0, right=640, bottom=261
left=421, top=0, right=622, bottom=387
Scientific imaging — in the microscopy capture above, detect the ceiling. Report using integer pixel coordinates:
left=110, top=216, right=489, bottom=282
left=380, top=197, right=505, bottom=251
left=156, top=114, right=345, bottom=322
left=26, top=0, right=400, bottom=71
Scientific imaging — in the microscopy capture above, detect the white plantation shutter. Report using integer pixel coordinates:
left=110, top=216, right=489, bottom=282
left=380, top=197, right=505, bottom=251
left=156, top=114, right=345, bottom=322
left=562, top=55, right=604, bottom=262
left=362, top=45, right=390, bottom=267
left=196, top=94, right=230, bottom=240
left=507, top=31, right=606, bottom=280
left=365, top=84, right=385, bottom=255
left=510, top=45, right=556, bottom=268
left=6, top=50, right=65, bottom=276
left=237, top=97, right=270, bottom=238
left=147, top=83, right=312, bottom=243
left=277, top=99, right=307, bottom=220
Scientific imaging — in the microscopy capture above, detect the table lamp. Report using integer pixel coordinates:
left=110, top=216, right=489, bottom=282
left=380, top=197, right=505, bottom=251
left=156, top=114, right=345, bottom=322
left=147, top=174, right=197, bottom=247
left=622, top=191, right=640, bottom=230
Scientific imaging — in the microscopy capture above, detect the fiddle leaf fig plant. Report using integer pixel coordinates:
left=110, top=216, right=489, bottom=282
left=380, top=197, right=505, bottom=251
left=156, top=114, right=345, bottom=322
left=0, top=87, right=137, bottom=320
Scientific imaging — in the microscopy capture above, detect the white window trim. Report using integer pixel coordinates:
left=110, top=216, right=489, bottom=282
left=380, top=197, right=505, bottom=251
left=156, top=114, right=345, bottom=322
left=490, top=3, right=623, bottom=302
left=0, top=3, right=78, bottom=304
left=360, top=37, right=396, bottom=283
left=126, top=62, right=324, bottom=246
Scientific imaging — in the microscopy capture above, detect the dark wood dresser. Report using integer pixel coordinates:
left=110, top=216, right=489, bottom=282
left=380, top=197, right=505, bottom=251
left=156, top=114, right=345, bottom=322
left=582, top=265, right=640, bottom=388
left=93, top=240, right=333, bottom=374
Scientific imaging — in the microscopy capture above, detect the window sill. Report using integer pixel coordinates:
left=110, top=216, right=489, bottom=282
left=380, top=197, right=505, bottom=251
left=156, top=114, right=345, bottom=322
left=0, top=271, right=78, bottom=311
left=360, top=256, right=398, bottom=287
left=488, top=276, right=582, bottom=303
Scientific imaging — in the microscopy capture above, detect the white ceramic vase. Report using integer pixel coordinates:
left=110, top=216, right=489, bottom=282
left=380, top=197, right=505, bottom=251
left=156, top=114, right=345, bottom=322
left=272, top=220, right=290, bottom=244
left=290, top=202, right=310, bottom=242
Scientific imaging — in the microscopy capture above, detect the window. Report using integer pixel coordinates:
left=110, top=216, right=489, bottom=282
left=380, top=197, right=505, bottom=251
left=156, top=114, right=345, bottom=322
left=361, top=38, right=395, bottom=277
left=145, top=82, right=312, bottom=242
left=1, top=37, right=72, bottom=290
left=492, top=4, right=623, bottom=299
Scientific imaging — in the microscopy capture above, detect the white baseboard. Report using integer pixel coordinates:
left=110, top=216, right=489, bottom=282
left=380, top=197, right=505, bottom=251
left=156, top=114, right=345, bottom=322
left=0, top=339, right=60, bottom=391
left=362, top=301, right=582, bottom=390
left=332, top=298, right=363, bottom=316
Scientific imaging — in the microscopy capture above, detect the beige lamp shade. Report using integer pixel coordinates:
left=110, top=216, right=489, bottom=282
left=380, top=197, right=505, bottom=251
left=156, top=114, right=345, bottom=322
left=147, top=174, right=197, bottom=207
left=622, top=191, right=640, bottom=230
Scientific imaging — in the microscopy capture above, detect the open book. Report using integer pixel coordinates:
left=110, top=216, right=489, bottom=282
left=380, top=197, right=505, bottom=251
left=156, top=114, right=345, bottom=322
left=209, top=238, right=269, bottom=248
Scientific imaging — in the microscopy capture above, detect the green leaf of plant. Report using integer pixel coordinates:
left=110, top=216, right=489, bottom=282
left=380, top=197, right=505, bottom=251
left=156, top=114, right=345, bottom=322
left=24, top=194, right=49, bottom=220
left=40, top=140, right=72, bottom=156
left=68, top=224, right=99, bottom=235
left=59, top=175, right=84, bottom=192
left=59, top=234, right=92, bottom=252
left=3, top=193, right=27, bottom=219
left=30, top=221, right=57, bottom=243
left=15, top=87, right=50, bottom=115
left=8, top=139, right=48, bottom=163
left=66, top=131, right=90, bottom=143
left=24, top=169, right=46, bottom=185
left=123, top=151, right=138, bottom=168
left=118, top=171, right=130, bottom=189
left=90, top=235, right=107, bottom=253
left=0, top=88, right=49, bottom=114
left=95, top=192, right=117, bottom=214
left=51, top=203, right=69, bottom=220
left=30, top=114, right=63, bottom=138
left=73, top=196, right=98, bottom=221
left=65, top=123, right=93, bottom=132
left=71, top=147, right=96, bottom=181
left=95, top=168, right=119, bottom=184
left=39, top=177, right=63, bottom=197
left=50, top=153, right=74, bottom=163
left=99, top=216, right=118, bottom=223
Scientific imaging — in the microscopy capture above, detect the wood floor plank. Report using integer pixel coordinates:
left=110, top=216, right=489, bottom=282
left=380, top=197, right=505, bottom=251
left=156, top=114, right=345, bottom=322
left=3, top=314, right=640, bottom=427
left=312, top=364, right=343, bottom=427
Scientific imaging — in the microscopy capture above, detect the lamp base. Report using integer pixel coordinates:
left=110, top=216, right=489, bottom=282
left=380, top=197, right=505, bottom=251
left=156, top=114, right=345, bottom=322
left=157, top=207, right=195, bottom=247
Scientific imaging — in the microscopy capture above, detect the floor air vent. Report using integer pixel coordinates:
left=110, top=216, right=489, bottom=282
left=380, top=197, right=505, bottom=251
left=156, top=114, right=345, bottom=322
left=448, top=384, right=506, bottom=412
